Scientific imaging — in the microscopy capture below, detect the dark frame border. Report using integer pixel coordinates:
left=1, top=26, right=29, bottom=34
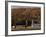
left=5, top=1, right=45, bottom=36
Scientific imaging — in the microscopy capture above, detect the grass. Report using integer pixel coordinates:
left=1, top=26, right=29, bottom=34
left=11, top=25, right=41, bottom=31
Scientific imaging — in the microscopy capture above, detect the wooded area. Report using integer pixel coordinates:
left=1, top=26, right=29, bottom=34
left=11, top=7, right=41, bottom=31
